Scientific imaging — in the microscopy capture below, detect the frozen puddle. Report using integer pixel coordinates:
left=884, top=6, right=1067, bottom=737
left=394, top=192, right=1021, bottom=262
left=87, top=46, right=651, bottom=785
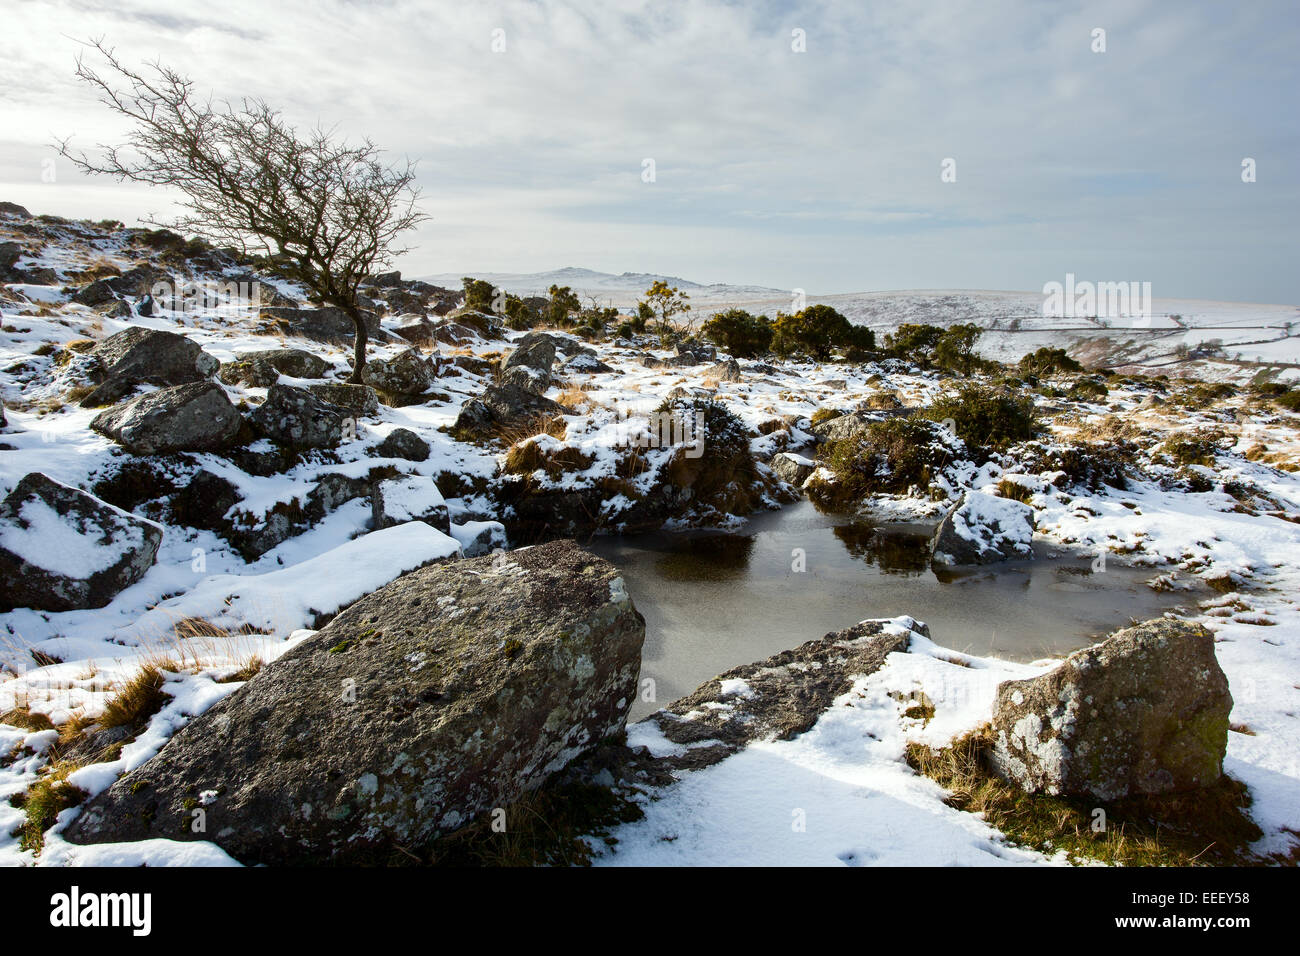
left=588, top=499, right=1197, bottom=720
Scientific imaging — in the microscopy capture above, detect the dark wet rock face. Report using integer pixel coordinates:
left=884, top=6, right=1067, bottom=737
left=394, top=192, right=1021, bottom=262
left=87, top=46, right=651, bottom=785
left=90, top=381, right=242, bottom=455
left=991, top=619, right=1232, bottom=800
left=65, top=540, right=645, bottom=864
left=0, top=472, right=162, bottom=611
left=251, top=383, right=352, bottom=449
left=79, top=327, right=220, bottom=407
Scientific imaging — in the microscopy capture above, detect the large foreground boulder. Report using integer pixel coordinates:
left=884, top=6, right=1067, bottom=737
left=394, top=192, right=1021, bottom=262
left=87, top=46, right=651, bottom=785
left=930, top=490, right=1034, bottom=566
left=90, top=381, right=242, bottom=455
left=79, top=327, right=220, bottom=407
left=0, top=473, right=163, bottom=611
left=65, top=540, right=645, bottom=864
left=990, top=619, right=1232, bottom=800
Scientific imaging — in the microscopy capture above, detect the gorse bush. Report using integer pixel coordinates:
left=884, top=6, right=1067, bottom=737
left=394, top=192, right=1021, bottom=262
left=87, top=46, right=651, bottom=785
left=771, top=305, right=873, bottom=361
left=701, top=308, right=774, bottom=358
left=815, top=417, right=955, bottom=506
left=886, top=322, right=985, bottom=375
left=926, top=383, right=1040, bottom=453
left=461, top=277, right=496, bottom=313
left=1017, top=346, right=1082, bottom=377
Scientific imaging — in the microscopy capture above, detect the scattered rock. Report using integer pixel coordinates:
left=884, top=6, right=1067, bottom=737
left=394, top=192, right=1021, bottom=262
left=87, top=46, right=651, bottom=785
left=218, top=348, right=331, bottom=387
left=304, top=383, right=381, bottom=419
left=931, top=491, right=1035, bottom=566
left=453, top=384, right=568, bottom=440
left=0, top=473, right=163, bottom=612
left=703, top=359, right=743, bottom=383
left=80, top=328, right=220, bottom=407
left=0, top=202, right=32, bottom=219
left=373, top=428, right=430, bottom=462
left=771, top=451, right=816, bottom=487
left=251, top=383, right=353, bottom=449
left=991, top=619, right=1232, bottom=800
left=362, top=348, right=437, bottom=400
left=372, top=475, right=450, bottom=533
left=65, top=540, right=646, bottom=864
left=562, top=352, right=613, bottom=375
left=90, top=381, right=243, bottom=455
left=504, top=332, right=557, bottom=375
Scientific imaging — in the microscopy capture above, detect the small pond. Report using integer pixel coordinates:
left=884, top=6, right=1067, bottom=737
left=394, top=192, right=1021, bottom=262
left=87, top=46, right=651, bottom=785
left=587, top=499, right=1196, bottom=720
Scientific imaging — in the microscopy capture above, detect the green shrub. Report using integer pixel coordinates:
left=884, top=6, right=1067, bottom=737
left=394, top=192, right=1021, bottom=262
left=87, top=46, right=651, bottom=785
left=1274, top=390, right=1300, bottom=412
left=1018, top=346, right=1082, bottom=377
left=926, top=383, right=1040, bottom=453
left=884, top=323, right=944, bottom=367
left=701, top=308, right=774, bottom=358
left=1067, top=377, right=1109, bottom=401
left=1161, top=430, right=1223, bottom=466
left=813, top=418, right=953, bottom=505
left=771, top=305, right=873, bottom=360
left=462, top=277, right=497, bottom=313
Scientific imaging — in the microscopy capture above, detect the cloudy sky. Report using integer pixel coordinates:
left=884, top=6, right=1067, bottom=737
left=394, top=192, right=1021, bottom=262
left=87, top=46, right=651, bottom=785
left=2, top=0, right=1297, bottom=301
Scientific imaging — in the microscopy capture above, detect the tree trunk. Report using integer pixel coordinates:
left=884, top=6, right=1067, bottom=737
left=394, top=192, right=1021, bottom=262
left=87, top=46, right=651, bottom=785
left=345, top=304, right=368, bottom=384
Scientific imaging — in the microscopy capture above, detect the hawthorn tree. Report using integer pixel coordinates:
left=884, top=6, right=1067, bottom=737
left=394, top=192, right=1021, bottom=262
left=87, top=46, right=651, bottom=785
left=643, top=280, right=691, bottom=340
left=57, top=40, right=427, bottom=383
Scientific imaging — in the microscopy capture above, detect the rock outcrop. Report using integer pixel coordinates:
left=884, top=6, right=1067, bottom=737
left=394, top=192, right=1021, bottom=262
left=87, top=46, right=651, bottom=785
left=217, top=348, right=330, bottom=387
left=453, top=383, right=568, bottom=440
left=250, top=383, right=353, bottom=449
left=362, top=347, right=437, bottom=402
left=260, top=305, right=389, bottom=345
left=79, top=327, right=220, bottom=407
left=771, top=451, right=816, bottom=487
left=990, top=619, right=1232, bottom=800
left=930, top=491, right=1034, bottom=565
left=0, top=473, right=163, bottom=611
left=638, top=618, right=918, bottom=772
left=65, top=540, right=645, bottom=864
left=90, top=381, right=242, bottom=455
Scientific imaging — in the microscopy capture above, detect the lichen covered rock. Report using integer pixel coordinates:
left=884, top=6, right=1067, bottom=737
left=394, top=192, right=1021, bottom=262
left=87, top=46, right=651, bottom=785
left=90, top=381, right=242, bottom=455
left=64, top=540, right=645, bottom=864
left=990, top=619, right=1232, bottom=800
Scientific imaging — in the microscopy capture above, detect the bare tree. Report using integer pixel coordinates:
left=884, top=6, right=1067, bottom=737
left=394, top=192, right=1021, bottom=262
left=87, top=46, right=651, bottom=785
left=57, top=39, right=427, bottom=383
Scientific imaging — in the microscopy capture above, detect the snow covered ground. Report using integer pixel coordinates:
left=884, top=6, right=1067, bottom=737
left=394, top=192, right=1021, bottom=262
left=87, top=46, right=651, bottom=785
left=2, top=219, right=1298, bottom=866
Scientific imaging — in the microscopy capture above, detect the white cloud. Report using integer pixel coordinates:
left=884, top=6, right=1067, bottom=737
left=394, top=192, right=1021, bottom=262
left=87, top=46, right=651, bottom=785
left=2, top=0, right=1296, bottom=301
